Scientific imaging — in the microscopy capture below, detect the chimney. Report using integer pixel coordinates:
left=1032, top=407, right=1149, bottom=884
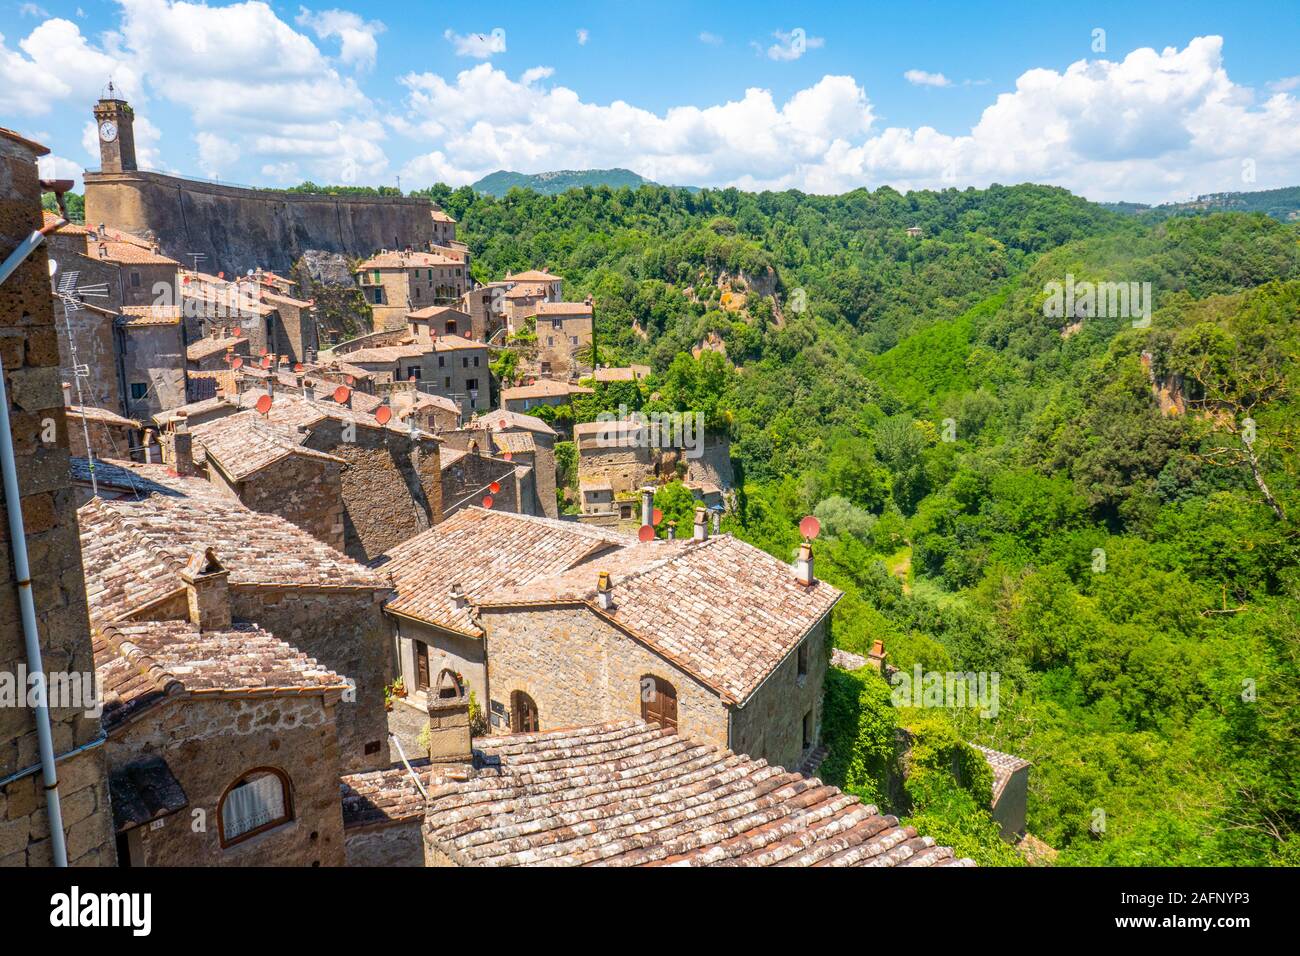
left=867, top=640, right=887, bottom=672
left=181, top=548, right=231, bottom=631
left=711, top=510, right=721, bottom=536
left=163, top=416, right=195, bottom=477
left=61, top=382, right=72, bottom=407
left=596, top=571, right=613, bottom=610
left=794, top=541, right=815, bottom=586
left=425, top=669, right=472, bottom=764
left=640, top=486, right=654, bottom=527
left=449, top=583, right=467, bottom=609
left=303, top=379, right=316, bottom=403
left=693, top=505, right=707, bottom=541
left=666, top=520, right=677, bottom=541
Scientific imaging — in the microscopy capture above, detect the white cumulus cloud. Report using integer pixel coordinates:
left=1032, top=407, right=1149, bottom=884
left=444, top=27, right=506, bottom=59
left=904, top=69, right=951, bottom=88
left=296, top=7, right=386, bottom=70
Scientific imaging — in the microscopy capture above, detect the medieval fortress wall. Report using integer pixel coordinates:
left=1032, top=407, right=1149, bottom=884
left=83, top=169, right=436, bottom=276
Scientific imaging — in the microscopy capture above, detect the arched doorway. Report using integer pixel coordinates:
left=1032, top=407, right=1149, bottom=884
left=510, top=690, right=539, bottom=733
left=639, top=675, right=678, bottom=733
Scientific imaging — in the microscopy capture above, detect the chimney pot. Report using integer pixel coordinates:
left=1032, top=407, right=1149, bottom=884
left=640, top=487, right=654, bottom=527
left=164, top=414, right=195, bottom=477
left=425, top=669, right=472, bottom=763
left=795, top=540, right=815, bottom=586
left=180, top=547, right=231, bottom=631
left=693, top=505, right=707, bottom=541
left=667, top=520, right=677, bottom=541
left=449, top=582, right=467, bottom=609
left=596, top=570, right=613, bottom=610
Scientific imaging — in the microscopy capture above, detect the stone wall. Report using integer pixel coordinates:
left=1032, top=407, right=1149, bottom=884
left=213, top=454, right=345, bottom=551
left=441, top=448, right=520, bottom=518
left=120, top=323, right=188, bottom=419
left=0, top=130, right=117, bottom=866
left=84, top=169, right=437, bottom=277
left=50, top=253, right=124, bottom=414
left=480, top=605, right=730, bottom=748
left=299, top=418, right=442, bottom=563
left=231, top=588, right=393, bottom=773
left=107, top=695, right=345, bottom=866
left=390, top=616, right=487, bottom=749
left=68, top=417, right=136, bottom=461
left=729, top=618, right=828, bottom=771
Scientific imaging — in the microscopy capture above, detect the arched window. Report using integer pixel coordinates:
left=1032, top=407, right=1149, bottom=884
left=218, top=767, right=292, bottom=847
left=639, top=675, right=678, bottom=733
left=510, top=690, right=539, bottom=733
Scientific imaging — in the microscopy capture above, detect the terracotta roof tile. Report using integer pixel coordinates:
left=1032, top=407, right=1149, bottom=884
left=375, top=507, right=628, bottom=636
left=501, top=380, right=594, bottom=401
left=405, top=720, right=973, bottom=867
left=190, top=409, right=345, bottom=481
left=78, top=485, right=386, bottom=625
left=973, top=745, right=1031, bottom=804
left=95, top=620, right=347, bottom=730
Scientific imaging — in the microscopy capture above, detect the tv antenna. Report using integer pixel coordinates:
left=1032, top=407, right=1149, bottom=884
left=54, top=268, right=111, bottom=496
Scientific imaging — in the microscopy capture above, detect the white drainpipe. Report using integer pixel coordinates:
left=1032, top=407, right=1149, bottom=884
left=0, top=221, right=69, bottom=866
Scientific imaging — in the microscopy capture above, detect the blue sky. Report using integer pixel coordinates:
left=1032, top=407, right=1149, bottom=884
left=4, top=0, right=1299, bottom=202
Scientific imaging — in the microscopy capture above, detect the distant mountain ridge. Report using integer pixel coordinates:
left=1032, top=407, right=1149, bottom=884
left=1104, top=185, right=1300, bottom=222
left=471, top=168, right=667, bottom=196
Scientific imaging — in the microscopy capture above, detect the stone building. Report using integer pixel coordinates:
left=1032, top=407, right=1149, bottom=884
left=97, top=604, right=349, bottom=866
left=225, top=389, right=444, bottom=563
left=355, top=251, right=468, bottom=331
left=527, top=300, right=595, bottom=379
left=64, top=399, right=140, bottom=461
left=77, top=478, right=394, bottom=773
left=0, top=127, right=117, bottom=867
left=339, top=719, right=972, bottom=868
left=429, top=208, right=458, bottom=247
left=458, top=284, right=508, bottom=344
left=377, top=505, right=840, bottom=771
left=116, top=305, right=189, bottom=418
left=406, top=305, right=471, bottom=342
left=439, top=445, right=525, bottom=520
left=500, top=379, right=593, bottom=413
left=500, top=269, right=564, bottom=325
left=374, top=508, right=628, bottom=751
left=186, top=328, right=251, bottom=373
left=442, top=409, right=558, bottom=518
left=975, top=745, right=1032, bottom=842
left=329, top=335, right=490, bottom=416
left=185, top=410, right=347, bottom=550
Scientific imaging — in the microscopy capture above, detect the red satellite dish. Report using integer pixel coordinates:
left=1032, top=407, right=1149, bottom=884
left=345, top=375, right=356, bottom=386
left=799, top=515, right=822, bottom=540
left=260, top=356, right=271, bottom=369
left=638, top=524, right=655, bottom=543
left=502, top=452, right=512, bottom=461
left=218, top=271, right=225, bottom=279
left=489, top=480, right=500, bottom=494
left=260, top=347, right=269, bottom=356
left=293, top=363, right=304, bottom=373
left=374, top=405, right=392, bottom=425
left=182, top=276, right=190, bottom=285
left=232, top=327, right=243, bottom=337
left=254, top=394, right=273, bottom=415
left=498, top=420, right=508, bottom=429
left=231, top=356, right=243, bottom=369
left=482, top=495, right=494, bottom=509
left=333, top=385, right=351, bottom=404
left=652, top=508, right=663, bottom=526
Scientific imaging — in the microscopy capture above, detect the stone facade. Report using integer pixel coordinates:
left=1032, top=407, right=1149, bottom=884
left=107, top=695, right=345, bottom=867
left=229, top=588, right=394, bottom=773
left=479, top=605, right=828, bottom=772
left=299, top=418, right=442, bottom=563
left=344, top=819, right=423, bottom=866
left=206, top=450, right=345, bottom=552
left=119, top=320, right=188, bottom=419
left=440, top=447, right=522, bottom=519
left=0, top=129, right=117, bottom=867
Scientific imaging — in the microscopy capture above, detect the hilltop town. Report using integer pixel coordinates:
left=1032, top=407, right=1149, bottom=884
left=0, top=94, right=996, bottom=870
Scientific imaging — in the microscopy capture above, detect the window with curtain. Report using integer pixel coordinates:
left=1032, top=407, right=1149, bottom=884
left=219, top=769, right=292, bottom=846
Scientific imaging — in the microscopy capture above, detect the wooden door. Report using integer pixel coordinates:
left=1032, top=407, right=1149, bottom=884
left=414, top=640, right=430, bottom=691
left=640, top=675, right=678, bottom=733
left=511, top=691, right=539, bottom=733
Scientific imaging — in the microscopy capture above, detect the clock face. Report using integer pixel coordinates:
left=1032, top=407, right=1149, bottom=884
left=99, top=121, right=118, bottom=143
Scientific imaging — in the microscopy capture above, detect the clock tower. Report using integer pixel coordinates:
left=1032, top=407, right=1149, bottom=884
left=93, top=82, right=137, bottom=173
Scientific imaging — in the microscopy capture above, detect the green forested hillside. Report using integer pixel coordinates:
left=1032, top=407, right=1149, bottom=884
left=424, top=180, right=1299, bottom=866
left=469, top=168, right=659, bottom=196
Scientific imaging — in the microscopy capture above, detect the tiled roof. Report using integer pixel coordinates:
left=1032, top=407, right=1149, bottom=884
left=234, top=390, right=432, bottom=440
left=532, top=301, right=593, bottom=317
left=70, top=458, right=189, bottom=499
left=501, top=380, right=594, bottom=400
left=431, top=209, right=457, bottom=224
left=503, top=282, right=547, bottom=300
left=66, top=404, right=139, bottom=429
left=374, top=507, right=627, bottom=637
left=109, top=756, right=189, bottom=833
left=153, top=396, right=236, bottom=427
left=118, top=305, right=183, bottom=327
left=357, top=251, right=460, bottom=270
left=84, top=227, right=179, bottom=266
left=190, top=410, right=345, bottom=481
left=432, top=334, right=484, bottom=352
left=506, top=269, right=561, bottom=283
left=491, top=431, right=535, bottom=456
left=95, top=620, right=347, bottom=730
left=338, top=344, right=426, bottom=365
left=407, top=305, right=467, bottom=320
left=187, top=335, right=247, bottom=362
left=340, top=761, right=434, bottom=829
left=474, top=408, right=557, bottom=437
left=973, top=745, right=1032, bottom=804
left=78, top=486, right=386, bottom=625
left=416, top=720, right=973, bottom=867
left=482, top=534, right=841, bottom=703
